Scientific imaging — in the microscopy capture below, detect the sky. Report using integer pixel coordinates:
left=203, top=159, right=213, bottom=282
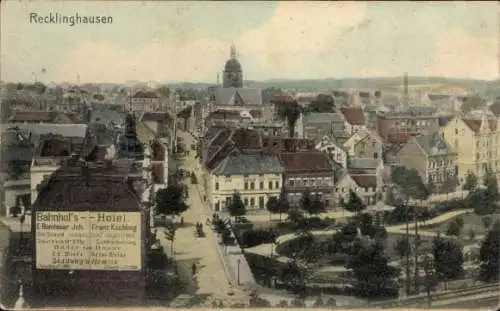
left=1, top=1, right=499, bottom=83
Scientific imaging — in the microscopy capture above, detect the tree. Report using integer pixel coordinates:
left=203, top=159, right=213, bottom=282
left=277, top=188, right=290, bottom=222
left=478, top=221, right=500, bottom=282
left=155, top=185, right=189, bottom=217
left=482, top=216, right=493, bottom=231
left=432, top=236, right=464, bottom=290
left=394, top=236, right=412, bottom=260
left=468, top=228, right=476, bottom=241
left=303, top=194, right=325, bottom=216
left=481, top=168, right=499, bottom=212
left=440, top=175, right=459, bottom=194
left=278, top=100, right=302, bottom=138
left=307, top=94, right=335, bottom=113
left=313, top=297, right=325, bottom=308
left=391, top=166, right=428, bottom=200
left=346, top=240, right=399, bottom=298
left=344, top=190, right=366, bottom=215
left=463, top=170, right=478, bottom=191
left=266, top=196, right=280, bottom=218
left=445, top=221, right=461, bottom=237
left=227, top=192, right=246, bottom=221
left=299, top=190, right=312, bottom=214
left=461, top=94, right=486, bottom=113
left=385, top=187, right=402, bottom=206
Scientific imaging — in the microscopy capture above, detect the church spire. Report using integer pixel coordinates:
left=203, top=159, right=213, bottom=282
left=230, top=44, right=236, bottom=59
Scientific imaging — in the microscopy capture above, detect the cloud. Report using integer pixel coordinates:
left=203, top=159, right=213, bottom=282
left=55, top=2, right=368, bottom=83
left=236, top=2, right=368, bottom=78
left=426, top=29, right=499, bottom=80
left=358, top=67, right=389, bottom=78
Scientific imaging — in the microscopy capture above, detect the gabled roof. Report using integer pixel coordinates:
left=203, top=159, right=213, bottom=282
left=141, top=112, right=172, bottom=123
left=212, top=152, right=283, bottom=176
left=489, top=101, right=500, bottom=117
left=340, top=107, right=365, bottom=125
left=414, top=133, right=454, bottom=156
left=462, top=118, right=497, bottom=133
left=133, top=91, right=158, bottom=99
left=215, top=88, right=262, bottom=106
left=280, top=151, right=333, bottom=173
left=351, top=174, right=377, bottom=187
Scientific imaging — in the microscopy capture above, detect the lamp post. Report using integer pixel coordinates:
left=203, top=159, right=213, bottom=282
left=237, top=259, right=241, bottom=285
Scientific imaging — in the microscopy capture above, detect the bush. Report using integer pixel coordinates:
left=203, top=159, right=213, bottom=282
left=446, top=221, right=462, bottom=237
left=291, top=298, right=306, bottom=307
left=240, top=229, right=277, bottom=248
left=435, top=198, right=469, bottom=214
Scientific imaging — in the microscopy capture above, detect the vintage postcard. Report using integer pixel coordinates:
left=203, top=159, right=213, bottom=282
left=0, top=1, right=499, bottom=310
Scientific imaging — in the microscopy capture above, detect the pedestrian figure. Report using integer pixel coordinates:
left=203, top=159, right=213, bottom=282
left=180, top=217, right=184, bottom=225
left=191, top=263, right=197, bottom=276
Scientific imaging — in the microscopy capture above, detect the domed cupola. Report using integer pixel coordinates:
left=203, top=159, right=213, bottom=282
left=222, top=44, right=243, bottom=88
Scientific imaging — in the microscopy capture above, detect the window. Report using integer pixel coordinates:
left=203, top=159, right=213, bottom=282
left=269, top=181, right=273, bottom=190
left=226, top=196, right=232, bottom=206
left=260, top=181, right=264, bottom=190
left=275, top=181, right=279, bottom=189
left=250, top=197, right=255, bottom=207
left=373, top=152, right=378, bottom=159
left=455, top=129, right=458, bottom=135
left=244, top=198, right=249, bottom=206
left=250, top=182, right=255, bottom=190
left=244, top=182, right=249, bottom=190
left=215, top=182, right=219, bottom=191
left=289, top=179, right=294, bottom=186
left=215, top=201, right=220, bottom=211
left=259, top=196, right=265, bottom=209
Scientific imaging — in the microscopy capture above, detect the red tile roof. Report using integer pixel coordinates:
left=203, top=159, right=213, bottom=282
left=280, top=151, right=333, bottom=173
left=9, top=111, right=80, bottom=123
left=142, top=112, right=170, bottom=122
left=10, top=111, right=54, bottom=122
left=387, top=132, right=411, bottom=144
left=133, top=91, right=158, bottom=99
left=340, top=107, right=365, bottom=125
left=272, top=94, right=295, bottom=103
left=462, top=118, right=497, bottom=133
left=92, top=94, right=105, bottom=101
left=490, top=101, right=500, bottom=117
left=351, top=174, right=377, bottom=187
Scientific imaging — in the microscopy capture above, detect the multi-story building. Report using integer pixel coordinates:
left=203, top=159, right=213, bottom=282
left=335, top=170, right=380, bottom=206
left=395, top=133, right=457, bottom=187
left=208, top=152, right=283, bottom=211
left=340, top=107, right=367, bottom=135
left=130, top=90, right=160, bottom=115
left=343, top=129, right=383, bottom=160
left=377, top=107, right=440, bottom=144
left=315, top=135, right=348, bottom=168
left=280, top=151, right=335, bottom=208
left=441, top=115, right=500, bottom=183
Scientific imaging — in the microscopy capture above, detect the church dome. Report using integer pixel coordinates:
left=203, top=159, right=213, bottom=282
left=224, top=58, right=242, bottom=72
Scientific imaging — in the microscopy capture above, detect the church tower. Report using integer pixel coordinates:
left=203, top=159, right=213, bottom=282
left=222, top=44, right=243, bottom=88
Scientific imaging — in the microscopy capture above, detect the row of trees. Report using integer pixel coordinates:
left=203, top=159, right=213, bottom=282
left=463, top=169, right=499, bottom=215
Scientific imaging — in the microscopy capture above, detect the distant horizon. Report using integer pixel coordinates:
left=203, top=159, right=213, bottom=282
left=2, top=75, right=499, bottom=86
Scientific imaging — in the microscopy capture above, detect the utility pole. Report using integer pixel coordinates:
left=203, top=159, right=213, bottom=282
left=413, top=205, right=420, bottom=295
left=405, top=200, right=411, bottom=297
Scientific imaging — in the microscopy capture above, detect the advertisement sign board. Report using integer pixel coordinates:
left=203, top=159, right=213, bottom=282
left=35, top=211, right=142, bottom=271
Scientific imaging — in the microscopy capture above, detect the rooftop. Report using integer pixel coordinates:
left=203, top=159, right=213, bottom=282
left=280, top=151, right=333, bottom=173
left=212, top=151, right=283, bottom=176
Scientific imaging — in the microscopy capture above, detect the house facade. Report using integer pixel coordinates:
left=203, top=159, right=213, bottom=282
left=343, top=129, right=383, bottom=160
left=208, top=151, right=283, bottom=211
left=395, top=133, right=457, bottom=187
left=340, top=107, right=366, bottom=135
left=280, top=151, right=335, bottom=208
left=335, top=171, right=379, bottom=206
left=441, top=115, right=500, bottom=182
left=130, top=90, right=160, bottom=115
left=315, top=135, right=347, bottom=168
